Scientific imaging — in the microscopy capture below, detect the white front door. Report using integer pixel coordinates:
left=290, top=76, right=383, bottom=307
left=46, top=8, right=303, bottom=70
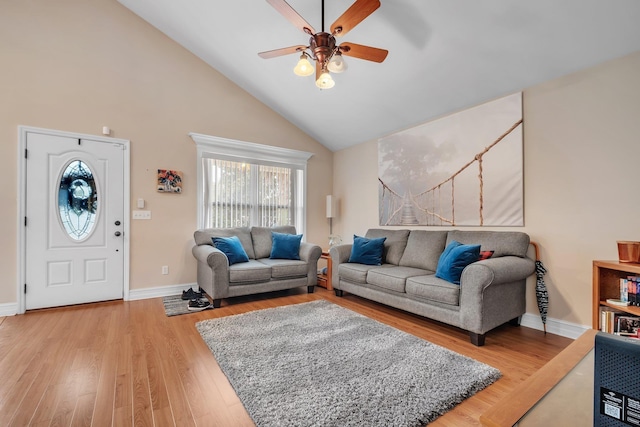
left=24, top=131, right=125, bottom=310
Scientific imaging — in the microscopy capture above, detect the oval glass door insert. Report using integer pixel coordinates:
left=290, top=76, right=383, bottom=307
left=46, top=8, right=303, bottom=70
left=58, top=160, right=98, bottom=241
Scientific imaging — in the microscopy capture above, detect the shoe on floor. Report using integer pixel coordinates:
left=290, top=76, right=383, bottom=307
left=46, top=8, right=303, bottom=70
left=188, top=298, right=212, bottom=311
left=182, top=288, right=203, bottom=300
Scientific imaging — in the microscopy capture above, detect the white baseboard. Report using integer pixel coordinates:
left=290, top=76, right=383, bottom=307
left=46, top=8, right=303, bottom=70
left=127, top=283, right=198, bottom=301
left=521, top=312, right=590, bottom=339
left=0, top=302, right=18, bottom=316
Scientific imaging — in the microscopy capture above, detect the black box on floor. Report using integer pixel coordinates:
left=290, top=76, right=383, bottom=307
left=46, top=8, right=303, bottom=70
left=594, top=332, right=640, bottom=426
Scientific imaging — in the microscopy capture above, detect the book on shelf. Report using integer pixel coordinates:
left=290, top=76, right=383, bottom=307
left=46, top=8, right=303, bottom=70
left=601, top=308, right=620, bottom=334
left=600, top=308, right=640, bottom=336
left=618, top=276, right=640, bottom=306
left=620, top=278, right=629, bottom=303
left=627, top=276, right=640, bottom=306
left=607, top=298, right=631, bottom=306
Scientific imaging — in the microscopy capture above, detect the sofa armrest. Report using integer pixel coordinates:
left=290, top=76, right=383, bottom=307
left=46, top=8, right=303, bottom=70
left=192, top=244, right=229, bottom=268
left=459, top=256, right=535, bottom=334
left=300, top=242, right=322, bottom=287
left=329, top=244, right=353, bottom=290
left=191, top=244, right=230, bottom=299
left=299, top=242, right=322, bottom=263
left=461, top=256, right=536, bottom=287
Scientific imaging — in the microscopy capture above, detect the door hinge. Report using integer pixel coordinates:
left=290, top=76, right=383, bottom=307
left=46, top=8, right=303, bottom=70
left=24, top=284, right=27, bottom=294
left=78, top=138, right=81, bottom=145
left=24, top=216, right=27, bottom=227
left=24, top=148, right=28, bottom=159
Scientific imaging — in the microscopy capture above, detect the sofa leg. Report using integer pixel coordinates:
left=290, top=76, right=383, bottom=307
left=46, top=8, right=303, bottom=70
left=509, top=316, right=522, bottom=326
left=470, top=332, right=486, bottom=346
left=307, top=286, right=315, bottom=293
left=212, top=299, right=221, bottom=308
left=334, top=289, right=344, bottom=297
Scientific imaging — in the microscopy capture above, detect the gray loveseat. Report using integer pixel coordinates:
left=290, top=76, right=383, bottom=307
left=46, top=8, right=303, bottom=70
left=330, top=229, right=535, bottom=346
left=192, top=226, right=322, bottom=307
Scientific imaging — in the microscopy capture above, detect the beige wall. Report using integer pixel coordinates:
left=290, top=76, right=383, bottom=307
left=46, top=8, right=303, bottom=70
left=0, top=0, right=333, bottom=304
left=333, top=51, right=640, bottom=328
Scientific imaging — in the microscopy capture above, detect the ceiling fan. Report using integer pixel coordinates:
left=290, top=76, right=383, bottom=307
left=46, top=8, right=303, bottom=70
left=258, top=0, right=388, bottom=89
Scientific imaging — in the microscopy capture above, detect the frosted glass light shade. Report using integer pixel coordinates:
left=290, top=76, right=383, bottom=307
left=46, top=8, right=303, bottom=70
left=316, top=71, right=335, bottom=89
left=327, top=53, right=347, bottom=73
left=293, top=55, right=314, bottom=76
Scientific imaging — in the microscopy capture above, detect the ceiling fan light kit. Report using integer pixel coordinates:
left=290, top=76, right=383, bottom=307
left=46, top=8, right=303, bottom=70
left=260, top=0, right=388, bottom=89
left=293, top=54, right=315, bottom=76
left=327, top=51, right=347, bottom=73
left=316, top=69, right=335, bottom=89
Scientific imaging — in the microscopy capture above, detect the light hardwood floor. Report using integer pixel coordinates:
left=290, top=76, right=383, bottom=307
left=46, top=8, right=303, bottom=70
left=0, top=287, right=573, bottom=426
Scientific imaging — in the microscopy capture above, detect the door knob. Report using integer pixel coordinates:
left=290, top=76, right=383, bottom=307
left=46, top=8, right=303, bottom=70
left=114, top=231, right=122, bottom=237
left=115, top=220, right=121, bottom=226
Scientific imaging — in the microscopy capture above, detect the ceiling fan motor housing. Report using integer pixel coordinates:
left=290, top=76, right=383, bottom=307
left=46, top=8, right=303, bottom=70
left=310, top=32, right=336, bottom=67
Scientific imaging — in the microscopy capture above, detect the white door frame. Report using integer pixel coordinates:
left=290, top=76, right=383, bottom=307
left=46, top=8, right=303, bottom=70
left=17, top=125, right=131, bottom=314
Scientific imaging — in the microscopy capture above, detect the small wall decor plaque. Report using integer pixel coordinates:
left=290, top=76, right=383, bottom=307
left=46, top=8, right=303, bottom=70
left=157, top=169, right=183, bottom=193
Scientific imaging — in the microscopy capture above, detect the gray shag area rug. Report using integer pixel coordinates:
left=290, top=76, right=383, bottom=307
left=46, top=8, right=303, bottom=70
left=196, top=300, right=501, bottom=426
left=162, top=294, right=211, bottom=316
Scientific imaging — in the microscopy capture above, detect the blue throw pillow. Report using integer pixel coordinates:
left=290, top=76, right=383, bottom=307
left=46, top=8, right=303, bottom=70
left=212, top=236, right=249, bottom=265
left=348, top=235, right=387, bottom=265
left=435, top=241, right=481, bottom=284
left=270, top=232, right=303, bottom=260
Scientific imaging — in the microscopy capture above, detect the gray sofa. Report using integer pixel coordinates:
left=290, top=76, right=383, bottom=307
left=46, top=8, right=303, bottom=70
left=330, top=229, right=535, bottom=346
left=192, top=226, right=322, bottom=307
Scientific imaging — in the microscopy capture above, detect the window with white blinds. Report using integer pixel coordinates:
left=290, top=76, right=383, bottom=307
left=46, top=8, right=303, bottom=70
left=191, top=133, right=312, bottom=233
left=203, top=159, right=302, bottom=228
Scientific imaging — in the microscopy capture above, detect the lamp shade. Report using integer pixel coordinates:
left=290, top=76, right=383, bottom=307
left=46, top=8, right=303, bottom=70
left=293, top=55, right=314, bottom=76
left=326, top=195, right=337, bottom=218
left=316, top=70, right=335, bottom=89
left=327, top=52, right=348, bottom=73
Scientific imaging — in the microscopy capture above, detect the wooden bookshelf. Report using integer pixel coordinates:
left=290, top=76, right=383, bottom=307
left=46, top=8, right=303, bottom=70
left=592, top=260, right=640, bottom=329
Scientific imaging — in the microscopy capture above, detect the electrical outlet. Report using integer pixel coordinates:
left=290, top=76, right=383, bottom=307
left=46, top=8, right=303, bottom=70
left=132, top=210, right=151, bottom=220
left=161, top=265, right=169, bottom=275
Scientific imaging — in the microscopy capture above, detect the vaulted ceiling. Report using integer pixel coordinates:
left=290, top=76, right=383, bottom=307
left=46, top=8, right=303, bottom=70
left=117, top=0, right=640, bottom=152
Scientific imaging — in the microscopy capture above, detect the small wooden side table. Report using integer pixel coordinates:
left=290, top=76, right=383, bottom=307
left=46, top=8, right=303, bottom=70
left=317, top=251, right=332, bottom=291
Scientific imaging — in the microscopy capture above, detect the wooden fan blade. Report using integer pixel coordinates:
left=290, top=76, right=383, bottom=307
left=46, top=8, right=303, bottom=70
left=340, top=42, right=388, bottom=63
left=258, top=45, right=307, bottom=59
left=266, top=0, right=315, bottom=35
left=330, top=0, right=380, bottom=37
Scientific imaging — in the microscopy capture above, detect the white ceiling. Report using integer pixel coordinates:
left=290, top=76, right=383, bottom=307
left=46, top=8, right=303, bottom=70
left=117, top=0, right=640, bottom=152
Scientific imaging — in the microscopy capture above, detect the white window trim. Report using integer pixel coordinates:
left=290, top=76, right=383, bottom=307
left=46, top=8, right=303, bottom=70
left=189, top=133, right=313, bottom=234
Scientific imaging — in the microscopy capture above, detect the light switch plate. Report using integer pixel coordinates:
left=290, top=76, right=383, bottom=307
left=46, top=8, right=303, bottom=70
left=132, top=210, right=151, bottom=220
